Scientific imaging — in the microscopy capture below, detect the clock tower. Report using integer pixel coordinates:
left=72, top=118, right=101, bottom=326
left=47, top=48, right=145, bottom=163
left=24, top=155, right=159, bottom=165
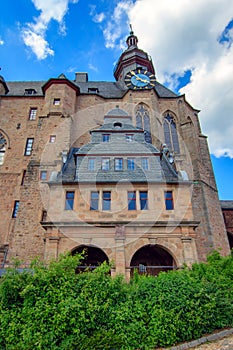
left=114, top=26, right=156, bottom=88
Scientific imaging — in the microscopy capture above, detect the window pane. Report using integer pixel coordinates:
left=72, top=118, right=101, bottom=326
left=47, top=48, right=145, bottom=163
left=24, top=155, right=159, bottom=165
left=140, top=191, right=148, bottom=210
left=128, top=191, right=136, bottom=210
left=115, top=158, right=123, bottom=171
left=40, top=171, right=47, bottom=180
left=164, top=191, right=174, bottom=210
left=49, top=135, right=56, bottom=143
left=12, top=201, right=19, bottom=218
left=25, top=138, right=34, bottom=156
left=126, top=134, right=133, bottom=142
left=90, top=191, right=99, bottom=210
left=102, top=191, right=111, bottom=210
left=102, top=134, right=110, bottom=142
left=29, top=108, right=37, bottom=120
left=141, top=158, right=149, bottom=170
left=127, top=158, right=135, bottom=170
left=88, top=158, right=95, bottom=171
left=102, top=158, right=110, bottom=170
left=53, top=98, right=60, bottom=105
left=65, top=191, right=74, bottom=210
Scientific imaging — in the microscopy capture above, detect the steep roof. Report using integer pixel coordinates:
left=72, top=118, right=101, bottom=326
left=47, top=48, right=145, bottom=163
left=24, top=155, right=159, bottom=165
left=221, top=200, right=233, bottom=209
left=3, top=79, right=177, bottom=99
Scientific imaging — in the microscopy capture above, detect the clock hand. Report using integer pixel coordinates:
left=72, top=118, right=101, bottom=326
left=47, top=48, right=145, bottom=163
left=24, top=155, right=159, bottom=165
left=136, top=76, right=149, bottom=83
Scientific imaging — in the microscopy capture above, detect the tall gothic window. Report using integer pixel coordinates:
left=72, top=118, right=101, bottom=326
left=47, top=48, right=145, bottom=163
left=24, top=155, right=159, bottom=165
left=135, top=104, right=152, bottom=143
left=0, top=132, right=7, bottom=165
left=163, top=112, right=180, bottom=153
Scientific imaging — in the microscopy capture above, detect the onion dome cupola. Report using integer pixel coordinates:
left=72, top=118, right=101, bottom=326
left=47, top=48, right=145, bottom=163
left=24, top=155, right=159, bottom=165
left=114, top=25, right=156, bottom=90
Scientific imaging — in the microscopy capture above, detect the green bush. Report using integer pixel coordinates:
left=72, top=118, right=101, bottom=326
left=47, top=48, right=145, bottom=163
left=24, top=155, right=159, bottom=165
left=0, top=251, right=232, bottom=349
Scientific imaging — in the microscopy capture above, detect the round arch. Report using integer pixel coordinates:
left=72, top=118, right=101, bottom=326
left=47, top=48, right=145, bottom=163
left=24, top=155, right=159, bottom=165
left=130, top=244, right=177, bottom=276
left=72, top=245, right=109, bottom=272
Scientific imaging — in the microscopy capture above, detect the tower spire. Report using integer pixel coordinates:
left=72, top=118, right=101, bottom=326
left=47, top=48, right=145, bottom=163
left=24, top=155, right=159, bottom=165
left=126, top=24, right=138, bottom=49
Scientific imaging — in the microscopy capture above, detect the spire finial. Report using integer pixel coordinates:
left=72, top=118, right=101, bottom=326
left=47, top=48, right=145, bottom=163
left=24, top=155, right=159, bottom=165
left=129, top=23, right=134, bottom=35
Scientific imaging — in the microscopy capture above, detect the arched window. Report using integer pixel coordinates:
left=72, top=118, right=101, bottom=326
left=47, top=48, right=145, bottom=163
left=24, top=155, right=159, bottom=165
left=0, top=132, right=7, bottom=165
left=135, top=104, right=152, bottom=143
left=163, top=113, right=180, bottom=153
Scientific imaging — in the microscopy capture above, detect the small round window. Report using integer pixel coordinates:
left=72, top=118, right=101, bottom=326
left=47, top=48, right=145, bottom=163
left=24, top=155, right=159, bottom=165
left=113, top=122, right=122, bottom=129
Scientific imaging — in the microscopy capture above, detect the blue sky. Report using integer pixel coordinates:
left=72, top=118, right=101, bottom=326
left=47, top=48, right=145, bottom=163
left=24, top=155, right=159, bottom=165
left=0, top=0, right=233, bottom=199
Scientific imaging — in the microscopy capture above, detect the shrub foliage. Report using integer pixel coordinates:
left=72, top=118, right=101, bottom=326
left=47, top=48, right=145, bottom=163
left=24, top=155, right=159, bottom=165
left=0, top=251, right=232, bottom=349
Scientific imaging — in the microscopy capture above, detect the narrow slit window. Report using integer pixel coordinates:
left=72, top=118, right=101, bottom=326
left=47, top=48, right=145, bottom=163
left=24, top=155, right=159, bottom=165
left=24, top=138, right=34, bottom=156
left=12, top=201, right=20, bottom=218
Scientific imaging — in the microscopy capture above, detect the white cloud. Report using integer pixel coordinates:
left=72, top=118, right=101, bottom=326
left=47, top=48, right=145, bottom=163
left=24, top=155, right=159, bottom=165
left=0, top=39, right=4, bottom=45
left=22, top=0, right=79, bottom=60
left=118, top=0, right=233, bottom=158
left=93, top=12, right=105, bottom=24
left=103, top=0, right=134, bottom=49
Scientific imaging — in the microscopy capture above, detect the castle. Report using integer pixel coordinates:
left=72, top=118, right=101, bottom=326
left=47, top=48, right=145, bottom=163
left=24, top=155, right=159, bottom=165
left=0, top=30, right=232, bottom=278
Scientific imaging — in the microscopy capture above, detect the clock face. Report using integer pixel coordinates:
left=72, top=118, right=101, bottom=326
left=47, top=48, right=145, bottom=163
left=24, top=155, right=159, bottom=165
left=124, top=68, right=156, bottom=89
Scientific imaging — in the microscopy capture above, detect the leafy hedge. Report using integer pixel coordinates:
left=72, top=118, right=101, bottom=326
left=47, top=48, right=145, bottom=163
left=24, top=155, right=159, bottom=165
left=0, top=251, right=232, bottom=349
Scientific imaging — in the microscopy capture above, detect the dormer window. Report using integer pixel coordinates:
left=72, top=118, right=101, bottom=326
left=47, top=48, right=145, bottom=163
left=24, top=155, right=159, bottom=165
left=25, top=89, right=36, bottom=95
left=126, top=134, right=133, bottom=142
left=114, top=122, right=122, bottom=129
left=102, top=134, right=110, bottom=142
left=88, top=87, right=99, bottom=93
left=53, top=98, right=60, bottom=106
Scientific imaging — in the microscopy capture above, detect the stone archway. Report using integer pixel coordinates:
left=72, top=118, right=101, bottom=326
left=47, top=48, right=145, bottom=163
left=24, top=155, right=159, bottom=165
left=130, top=244, right=177, bottom=276
left=227, top=232, right=233, bottom=249
left=72, top=245, right=109, bottom=272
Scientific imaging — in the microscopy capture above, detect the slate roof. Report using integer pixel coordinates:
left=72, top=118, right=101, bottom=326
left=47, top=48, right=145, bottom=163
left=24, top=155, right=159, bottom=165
left=220, top=201, right=233, bottom=209
left=6, top=81, right=45, bottom=96
left=3, top=78, right=178, bottom=99
left=55, top=109, right=180, bottom=184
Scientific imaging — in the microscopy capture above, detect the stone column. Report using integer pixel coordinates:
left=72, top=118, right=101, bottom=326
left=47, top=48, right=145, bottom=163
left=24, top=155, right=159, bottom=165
left=44, top=228, right=60, bottom=261
left=181, top=237, right=195, bottom=266
left=115, top=225, right=126, bottom=276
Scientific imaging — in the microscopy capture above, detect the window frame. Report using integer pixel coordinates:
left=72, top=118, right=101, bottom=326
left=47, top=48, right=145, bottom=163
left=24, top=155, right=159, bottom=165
left=40, top=170, right=47, bottom=180
left=141, top=157, right=149, bottom=170
left=128, top=191, right=137, bottom=210
left=49, top=135, right=56, bottom=143
left=164, top=191, right=174, bottom=210
left=24, top=138, right=34, bottom=156
left=53, top=98, right=60, bottom=106
left=140, top=191, right=148, bottom=210
left=29, top=107, right=37, bottom=120
left=12, top=200, right=20, bottom=218
left=65, top=191, right=75, bottom=210
left=102, top=191, right=111, bottom=211
left=101, top=158, right=110, bottom=171
left=126, top=134, right=134, bottom=142
left=90, top=191, right=99, bottom=211
left=102, top=134, right=110, bottom=142
left=127, top=158, right=135, bottom=171
left=88, top=158, right=95, bottom=171
left=115, top=158, right=123, bottom=171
